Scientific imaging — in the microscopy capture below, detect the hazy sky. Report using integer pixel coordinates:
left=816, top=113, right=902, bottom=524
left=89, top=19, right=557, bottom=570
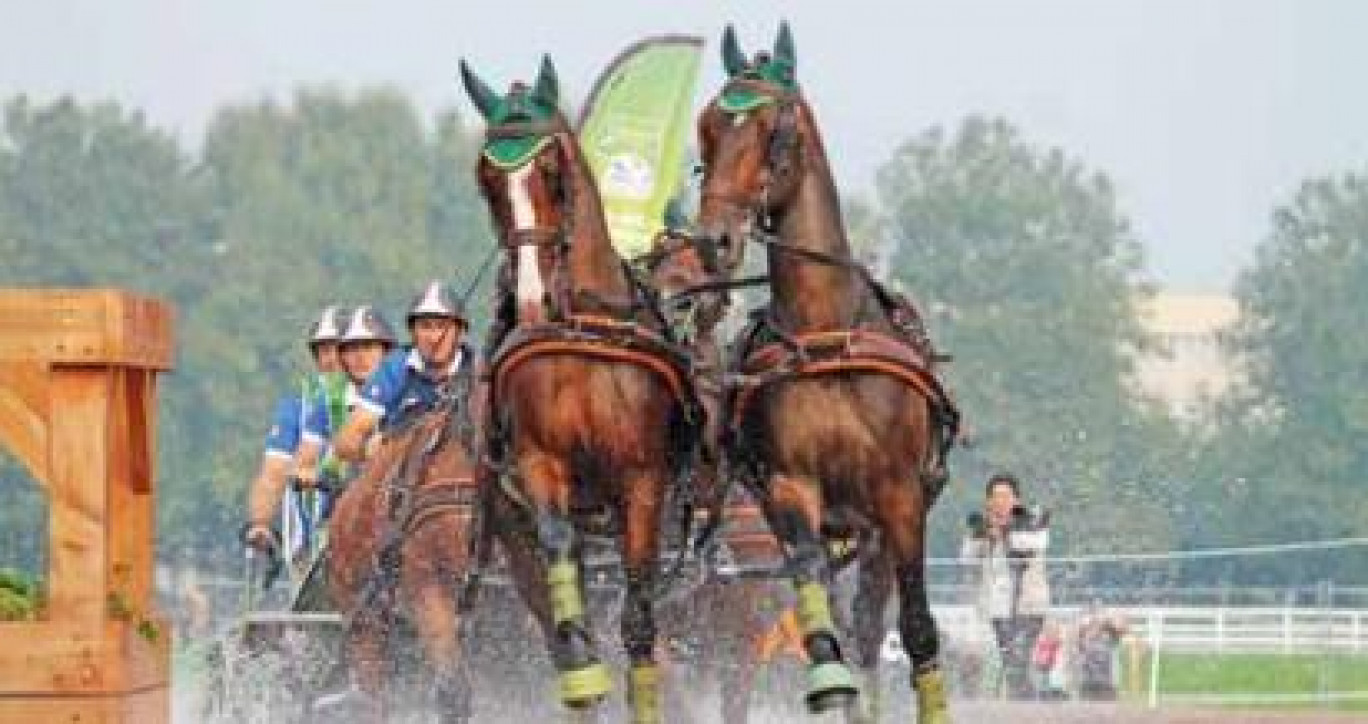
left=2, top=0, right=1364, bottom=291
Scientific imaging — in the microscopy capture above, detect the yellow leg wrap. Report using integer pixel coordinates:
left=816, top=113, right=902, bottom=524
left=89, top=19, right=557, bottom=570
left=548, top=560, right=583, bottom=625
left=559, top=661, right=613, bottom=706
left=796, top=581, right=835, bottom=634
left=628, top=665, right=660, bottom=724
left=913, top=668, right=950, bottom=724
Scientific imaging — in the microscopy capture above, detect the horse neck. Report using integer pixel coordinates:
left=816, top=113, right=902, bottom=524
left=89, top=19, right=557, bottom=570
left=560, top=138, right=630, bottom=303
left=414, top=411, right=473, bottom=487
left=768, top=128, right=861, bottom=332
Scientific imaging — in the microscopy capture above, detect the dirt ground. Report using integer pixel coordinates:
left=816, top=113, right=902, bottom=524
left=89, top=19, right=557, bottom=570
left=947, top=701, right=1368, bottom=723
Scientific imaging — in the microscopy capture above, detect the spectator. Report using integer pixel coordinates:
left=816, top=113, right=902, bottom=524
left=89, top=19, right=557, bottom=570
left=1074, top=605, right=1129, bottom=700
left=961, top=472, right=1052, bottom=699
left=1032, top=619, right=1068, bottom=700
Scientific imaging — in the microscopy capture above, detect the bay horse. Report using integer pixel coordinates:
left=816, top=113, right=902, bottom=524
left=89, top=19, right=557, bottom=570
left=324, top=398, right=552, bottom=724
left=460, top=56, right=698, bottom=723
left=694, top=24, right=959, bottom=724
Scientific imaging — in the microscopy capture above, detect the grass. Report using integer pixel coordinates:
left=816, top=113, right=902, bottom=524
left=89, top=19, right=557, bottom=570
left=0, top=568, right=42, bottom=621
left=1128, top=651, right=1368, bottom=712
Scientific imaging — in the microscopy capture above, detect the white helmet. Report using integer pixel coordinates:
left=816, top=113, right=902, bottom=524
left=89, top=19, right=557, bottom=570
left=308, top=305, right=348, bottom=347
left=339, top=305, right=396, bottom=346
left=405, top=281, right=467, bottom=327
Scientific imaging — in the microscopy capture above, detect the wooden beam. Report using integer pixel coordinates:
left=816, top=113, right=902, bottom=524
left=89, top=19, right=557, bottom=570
left=0, top=289, right=173, bottom=369
left=0, top=360, right=48, bottom=485
left=0, top=289, right=173, bottom=724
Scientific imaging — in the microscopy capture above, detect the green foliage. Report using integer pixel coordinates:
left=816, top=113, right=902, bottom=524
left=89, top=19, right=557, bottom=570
left=871, top=116, right=1181, bottom=558
left=1188, top=171, right=1368, bottom=582
left=0, top=567, right=41, bottom=621
left=0, top=95, right=199, bottom=289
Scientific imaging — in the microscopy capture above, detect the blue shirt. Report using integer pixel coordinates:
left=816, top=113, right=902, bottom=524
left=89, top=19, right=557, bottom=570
left=356, top=346, right=466, bottom=428
left=263, top=396, right=304, bottom=459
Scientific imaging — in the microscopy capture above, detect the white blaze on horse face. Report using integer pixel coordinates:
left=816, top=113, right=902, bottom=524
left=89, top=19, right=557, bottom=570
left=507, top=164, right=548, bottom=323
left=507, top=163, right=539, bottom=231
left=516, top=244, right=546, bottom=322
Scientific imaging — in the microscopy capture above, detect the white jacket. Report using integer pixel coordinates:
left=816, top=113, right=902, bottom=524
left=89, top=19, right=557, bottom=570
left=961, top=524, right=1051, bottom=618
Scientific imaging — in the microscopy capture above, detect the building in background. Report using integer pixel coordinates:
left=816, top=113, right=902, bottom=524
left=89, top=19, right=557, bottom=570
left=1134, top=292, right=1242, bottom=420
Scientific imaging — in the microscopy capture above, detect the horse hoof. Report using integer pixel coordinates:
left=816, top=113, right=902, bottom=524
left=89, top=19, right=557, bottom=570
left=559, top=661, right=613, bottom=709
left=804, top=661, right=858, bottom=714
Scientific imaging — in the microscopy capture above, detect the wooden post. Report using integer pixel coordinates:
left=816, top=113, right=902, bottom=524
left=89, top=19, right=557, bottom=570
left=0, top=289, right=173, bottom=724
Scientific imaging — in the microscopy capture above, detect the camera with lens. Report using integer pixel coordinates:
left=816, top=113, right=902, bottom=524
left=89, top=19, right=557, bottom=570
left=965, top=511, right=988, bottom=538
left=1010, top=504, right=1050, bottom=531
left=1006, top=503, right=1050, bottom=557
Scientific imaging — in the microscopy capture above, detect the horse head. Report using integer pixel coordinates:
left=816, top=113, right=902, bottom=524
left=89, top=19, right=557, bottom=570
left=641, top=198, right=729, bottom=348
left=462, top=56, right=578, bottom=327
left=696, top=21, right=810, bottom=274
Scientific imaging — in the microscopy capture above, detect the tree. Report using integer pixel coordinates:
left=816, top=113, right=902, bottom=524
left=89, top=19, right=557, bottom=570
left=0, top=95, right=199, bottom=288
left=1197, top=171, right=1368, bottom=584
left=872, top=116, right=1182, bottom=561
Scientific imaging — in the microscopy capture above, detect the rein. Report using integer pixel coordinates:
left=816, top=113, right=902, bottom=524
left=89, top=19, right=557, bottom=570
left=749, top=229, right=902, bottom=313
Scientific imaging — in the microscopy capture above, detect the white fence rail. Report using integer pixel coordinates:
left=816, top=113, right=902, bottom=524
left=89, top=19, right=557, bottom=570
left=922, top=604, right=1368, bottom=654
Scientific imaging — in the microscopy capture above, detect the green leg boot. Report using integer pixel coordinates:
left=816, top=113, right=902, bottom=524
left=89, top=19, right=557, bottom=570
left=548, top=561, right=612, bottom=708
left=913, top=667, right=950, bottom=724
left=627, top=664, right=661, bottom=724
left=796, top=582, right=858, bottom=713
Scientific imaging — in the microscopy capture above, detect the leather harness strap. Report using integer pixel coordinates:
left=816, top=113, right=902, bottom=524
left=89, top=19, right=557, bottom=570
left=490, top=314, right=695, bottom=409
left=730, top=328, right=951, bottom=430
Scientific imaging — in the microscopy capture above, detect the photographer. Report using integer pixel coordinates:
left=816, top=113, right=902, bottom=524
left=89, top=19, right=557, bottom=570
left=961, top=472, right=1052, bottom=699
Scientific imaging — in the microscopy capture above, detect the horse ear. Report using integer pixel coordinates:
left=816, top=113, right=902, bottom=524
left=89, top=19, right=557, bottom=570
left=722, top=25, right=747, bottom=76
left=774, top=20, right=796, bottom=71
left=534, top=54, right=560, bottom=108
left=459, top=60, right=499, bottom=121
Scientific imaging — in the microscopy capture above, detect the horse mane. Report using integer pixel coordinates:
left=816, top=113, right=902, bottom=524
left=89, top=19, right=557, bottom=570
left=554, top=122, right=634, bottom=303
left=766, top=97, right=873, bottom=332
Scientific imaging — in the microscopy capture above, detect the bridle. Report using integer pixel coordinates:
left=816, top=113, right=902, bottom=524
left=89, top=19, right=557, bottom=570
left=698, top=76, right=804, bottom=241
left=696, top=77, right=909, bottom=329
left=481, top=118, right=579, bottom=320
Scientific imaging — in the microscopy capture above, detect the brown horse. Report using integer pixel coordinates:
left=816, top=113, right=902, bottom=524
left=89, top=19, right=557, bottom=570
left=694, top=24, right=958, bottom=724
left=460, top=56, right=697, bottom=723
left=324, top=400, right=552, bottom=724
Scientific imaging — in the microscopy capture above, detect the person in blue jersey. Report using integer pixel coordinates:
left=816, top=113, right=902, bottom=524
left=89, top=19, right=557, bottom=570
left=332, top=280, right=471, bottom=463
left=243, top=305, right=346, bottom=551
left=293, top=305, right=397, bottom=484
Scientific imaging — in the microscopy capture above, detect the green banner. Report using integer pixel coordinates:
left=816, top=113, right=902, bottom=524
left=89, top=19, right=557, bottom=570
left=577, top=35, right=703, bottom=260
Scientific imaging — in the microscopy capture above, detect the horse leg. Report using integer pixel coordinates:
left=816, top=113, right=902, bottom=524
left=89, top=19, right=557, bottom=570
left=849, top=551, right=894, bottom=724
left=403, top=549, right=472, bottom=724
left=620, top=466, right=666, bottom=724
left=716, top=585, right=763, bottom=724
left=876, top=483, right=948, bottom=724
left=317, top=492, right=385, bottom=724
left=311, top=613, right=387, bottom=724
left=524, top=452, right=612, bottom=709
left=767, top=473, right=858, bottom=714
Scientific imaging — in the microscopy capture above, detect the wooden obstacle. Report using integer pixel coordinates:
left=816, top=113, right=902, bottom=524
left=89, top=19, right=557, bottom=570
left=0, top=289, right=173, bottom=723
